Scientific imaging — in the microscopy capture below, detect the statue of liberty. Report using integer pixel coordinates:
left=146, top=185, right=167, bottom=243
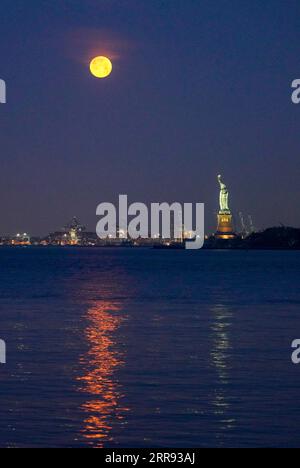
left=218, top=174, right=230, bottom=213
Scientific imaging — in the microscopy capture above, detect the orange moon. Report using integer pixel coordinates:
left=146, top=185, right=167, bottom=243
left=90, top=56, right=113, bottom=79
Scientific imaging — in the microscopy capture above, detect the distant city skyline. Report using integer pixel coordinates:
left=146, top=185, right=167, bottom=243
left=0, top=1, right=300, bottom=236
left=0, top=174, right=299, bottom=237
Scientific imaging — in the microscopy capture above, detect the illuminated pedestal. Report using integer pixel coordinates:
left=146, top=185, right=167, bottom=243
left=215, top=213, right=236, bottom=240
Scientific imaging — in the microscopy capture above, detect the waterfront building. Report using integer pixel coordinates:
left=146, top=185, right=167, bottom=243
left=11, top=233, right=31, bottom=246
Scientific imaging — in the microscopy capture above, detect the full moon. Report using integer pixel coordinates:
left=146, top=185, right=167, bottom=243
left=90, top=56, right=113, bottom=79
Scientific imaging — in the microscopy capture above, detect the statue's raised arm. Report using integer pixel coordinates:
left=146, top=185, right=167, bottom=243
left=218, top=174, right=230, bottom=212
left=218, top=174, right=226, bottom=190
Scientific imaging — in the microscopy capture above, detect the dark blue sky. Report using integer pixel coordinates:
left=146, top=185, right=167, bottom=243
left=0, top=0, right=300, bottom=235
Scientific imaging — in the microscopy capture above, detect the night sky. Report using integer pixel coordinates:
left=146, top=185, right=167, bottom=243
left=0, top=0, right=300, bottom=236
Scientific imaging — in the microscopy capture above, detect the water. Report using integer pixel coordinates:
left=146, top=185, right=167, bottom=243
left=0, top=247, right=300, bottom=448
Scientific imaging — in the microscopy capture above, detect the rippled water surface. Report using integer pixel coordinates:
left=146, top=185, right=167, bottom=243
left=0, top=248, right=300, bottom=448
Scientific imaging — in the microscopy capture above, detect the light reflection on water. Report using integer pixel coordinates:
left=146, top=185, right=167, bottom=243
left=210, top=305, right=236, bottom=438
left=1, top=249, right=300, bottom=447
left=77, top=300, right=129, bottom=447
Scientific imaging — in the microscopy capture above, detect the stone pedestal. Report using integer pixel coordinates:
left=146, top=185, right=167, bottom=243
left=215, top=213, right=236, bottom=239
